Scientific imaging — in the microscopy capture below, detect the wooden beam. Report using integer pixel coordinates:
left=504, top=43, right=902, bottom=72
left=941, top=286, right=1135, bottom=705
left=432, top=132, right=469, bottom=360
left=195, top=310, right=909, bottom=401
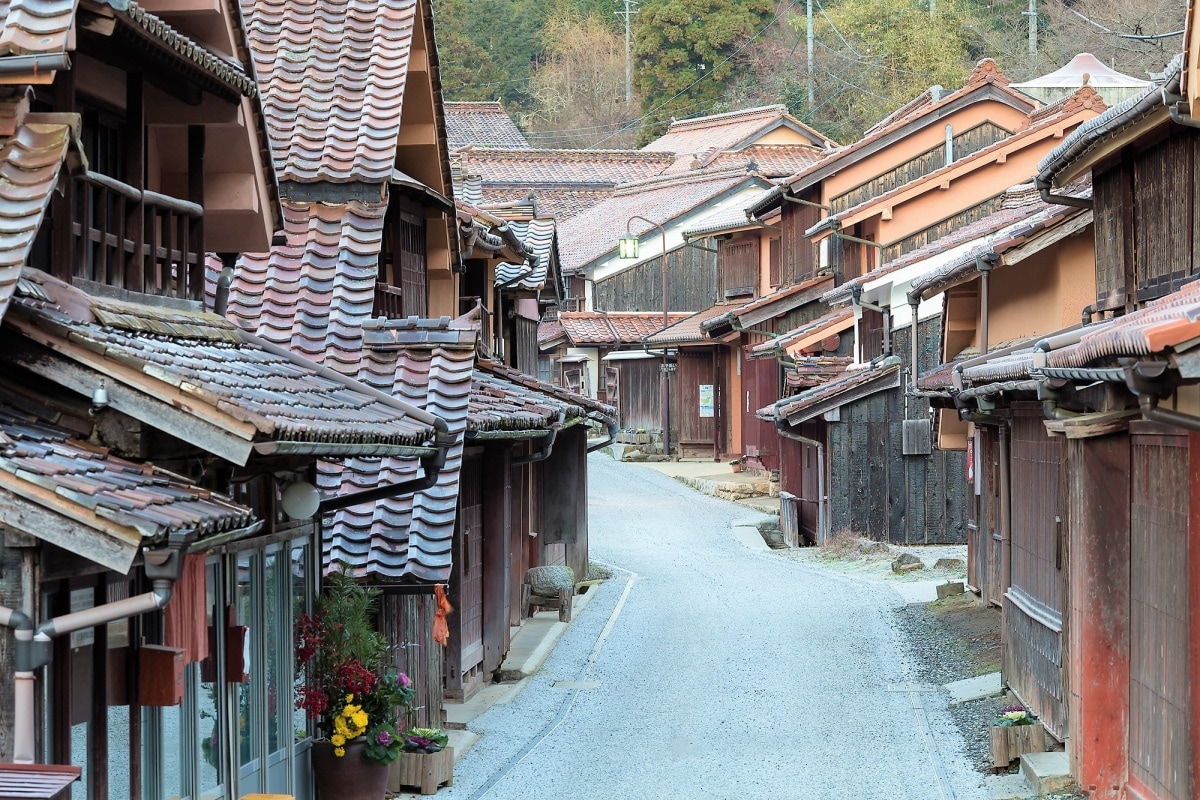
left=0, top=483, right=139, bottom=574
left=5, top=339, right=257, bottom=465
left=1043, top=409, right=1138, bottom=439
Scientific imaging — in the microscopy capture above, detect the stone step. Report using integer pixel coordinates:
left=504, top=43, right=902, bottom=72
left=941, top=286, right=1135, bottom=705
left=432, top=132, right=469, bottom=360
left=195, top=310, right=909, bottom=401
left=1020, top=750, right=1073, bottom=795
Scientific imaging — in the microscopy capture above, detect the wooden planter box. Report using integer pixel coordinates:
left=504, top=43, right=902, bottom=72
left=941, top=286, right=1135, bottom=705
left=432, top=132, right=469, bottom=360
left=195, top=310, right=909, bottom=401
left=390, top=748, right=454, bottom=795
left=990, top=725, right=1044, bottom=769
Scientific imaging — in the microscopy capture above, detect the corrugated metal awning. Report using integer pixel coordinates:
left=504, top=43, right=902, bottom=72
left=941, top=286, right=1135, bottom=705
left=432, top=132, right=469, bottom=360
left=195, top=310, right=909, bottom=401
left=601, top=350, right=658, bottom=361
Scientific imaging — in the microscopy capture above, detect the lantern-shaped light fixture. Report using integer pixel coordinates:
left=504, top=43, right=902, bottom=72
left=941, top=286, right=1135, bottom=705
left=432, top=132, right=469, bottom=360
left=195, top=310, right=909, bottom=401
left=618, top=234, right=639, bottom=259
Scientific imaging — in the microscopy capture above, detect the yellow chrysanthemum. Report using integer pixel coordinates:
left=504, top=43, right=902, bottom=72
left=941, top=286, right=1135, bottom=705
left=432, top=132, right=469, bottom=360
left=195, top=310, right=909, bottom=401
left=346, top=694, right=354, bottom=703
left=351, top=710, right=368, bottom=728
left=334, top=747, right=346, bottom=757
left=334, top=718, right=350, bottom=737
left=331, top=734, right=345, bottom=747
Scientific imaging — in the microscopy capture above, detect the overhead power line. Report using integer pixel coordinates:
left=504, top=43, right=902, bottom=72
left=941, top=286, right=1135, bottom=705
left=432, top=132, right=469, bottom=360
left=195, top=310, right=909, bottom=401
left=1062, top=4, right=1184, bottom=41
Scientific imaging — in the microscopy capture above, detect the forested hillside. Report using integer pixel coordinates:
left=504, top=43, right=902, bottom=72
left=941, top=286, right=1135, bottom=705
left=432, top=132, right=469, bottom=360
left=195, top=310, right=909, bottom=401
left=432, top=0, right=1182, bottom=146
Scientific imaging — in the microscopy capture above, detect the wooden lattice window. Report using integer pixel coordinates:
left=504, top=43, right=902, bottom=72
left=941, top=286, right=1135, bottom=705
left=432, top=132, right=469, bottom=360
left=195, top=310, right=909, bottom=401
left=376, top=210, right=427, bottom=318
left=720, top=238, right=758, bottom=298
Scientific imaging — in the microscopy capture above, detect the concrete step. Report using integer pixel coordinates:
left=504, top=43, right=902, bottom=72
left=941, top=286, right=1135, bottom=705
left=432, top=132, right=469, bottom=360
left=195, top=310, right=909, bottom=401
left=1020, top=751, right=1073, bottom=795
left=944, top=671, right=1003, bottom=705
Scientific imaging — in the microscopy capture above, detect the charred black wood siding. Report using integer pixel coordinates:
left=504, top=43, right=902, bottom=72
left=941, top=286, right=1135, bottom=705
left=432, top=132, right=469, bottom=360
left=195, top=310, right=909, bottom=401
left=594, top=240, right=718, bottom=312
left=827, top=318, right=966, bottom=543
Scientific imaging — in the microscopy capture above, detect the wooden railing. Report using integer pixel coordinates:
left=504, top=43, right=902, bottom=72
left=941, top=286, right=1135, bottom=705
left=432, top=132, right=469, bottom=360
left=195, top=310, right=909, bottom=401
left=68, top=171, right=204, bottom=301
left=373, top=283, right=405, bottom=318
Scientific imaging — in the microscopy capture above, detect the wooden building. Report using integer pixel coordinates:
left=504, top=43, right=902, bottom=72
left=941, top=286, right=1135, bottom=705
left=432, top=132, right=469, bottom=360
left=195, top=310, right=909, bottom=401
left=944, top=34, right=1200, bottom=799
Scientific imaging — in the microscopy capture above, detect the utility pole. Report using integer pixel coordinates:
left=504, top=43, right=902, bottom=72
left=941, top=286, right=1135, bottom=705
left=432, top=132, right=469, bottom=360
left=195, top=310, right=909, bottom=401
left=806, top=0, right=814, bottom=105
left=1025, top=0, right=1037, bottom=63
left=616, top=0, right=639, bottom=103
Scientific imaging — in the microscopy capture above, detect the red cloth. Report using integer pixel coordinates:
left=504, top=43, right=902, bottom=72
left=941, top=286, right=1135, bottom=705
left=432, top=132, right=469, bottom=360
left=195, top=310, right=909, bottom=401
left=163, top=554, right=208, bottom=664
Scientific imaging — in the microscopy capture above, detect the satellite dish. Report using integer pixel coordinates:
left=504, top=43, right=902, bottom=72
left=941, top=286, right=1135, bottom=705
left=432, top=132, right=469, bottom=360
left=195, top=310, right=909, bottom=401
left=281, top=481, right=320, bottom=520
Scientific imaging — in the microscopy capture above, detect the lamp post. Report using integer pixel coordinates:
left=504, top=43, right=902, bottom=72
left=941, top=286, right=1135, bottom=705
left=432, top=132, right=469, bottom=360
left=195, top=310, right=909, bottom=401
left=618, top=216, right=673, bottom=458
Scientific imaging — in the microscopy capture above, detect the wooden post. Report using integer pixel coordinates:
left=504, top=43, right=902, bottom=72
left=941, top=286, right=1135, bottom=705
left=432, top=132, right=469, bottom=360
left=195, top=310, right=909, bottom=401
left=1190, top=432, right=1200, bottom=799
left=187, top=125, right=205, bottom=301
left=481, top=445, right=511, bottom=675
left=124, top=73, right=145, bottom=293
left=1066, top=435, right=1130, bottom=798
left=51, top=68, right=75, bottom=284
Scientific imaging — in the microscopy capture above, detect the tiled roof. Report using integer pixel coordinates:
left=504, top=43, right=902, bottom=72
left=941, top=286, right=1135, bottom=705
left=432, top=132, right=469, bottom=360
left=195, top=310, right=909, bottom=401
left=482, top=186, right=613, bottom=221
left=123, top=3, right=257, bottom=97
left=536, top=316, right=564, bottom=347
left=754, top=308, right=855, bottom=357
left=705, top=143, right=824, bottom=177
left=643, top=105, right=833, bottom=156
left=227, top=201, right=385, bottom=375
left=784, top=355, right=853, bottom=390
left=558, top=168, right=763, bottom=274
left=703, top=274, right=834, bottom=333
left=322, top=315, right=477, bottom=584
left=244, top=0, right=418, bottom=183
left=554, top=311, right=689, bottom=346
left=445, top=102, right=530, bottom=150
left=494, top=218, right=554, bottom=292
left=0, top=103, right=78, bottom=328
left=786, top=59, right=1038, bottom=192
left=0, top=403, right=255, bottom=573
left=909, top=183, right=1092, bottom=300
left=458, top=147, right=673, bottom=186
left=6, top=270, right=438, bottom=463
left=472, top=359, right=615, bottom=430
left=822, top=184, right=1054, bottom=304
left=917, top=354, right=973, bottom=391
left=644, top=302, right=739, bottom=345
left=962, top=349, right=1036, bottom=384
left=829, top=86, right=1106, bottom=232
left=1043, top=281, right=1200, bottom=369
left=771, top=362, right=901, bottom=425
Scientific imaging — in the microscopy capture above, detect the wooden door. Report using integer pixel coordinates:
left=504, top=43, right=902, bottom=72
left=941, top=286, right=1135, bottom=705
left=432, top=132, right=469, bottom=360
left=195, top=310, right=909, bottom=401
left=446, top=452, right=484, bottom=699
left=1003, top=411, right=1067, bottom=740
left=741, top=347, right=780, bottom=470
left=604, top=366, right=620, bottom=413
left=1127, top=424, right=1191, bottom=800
left=678, top=349, right=716, bottom=458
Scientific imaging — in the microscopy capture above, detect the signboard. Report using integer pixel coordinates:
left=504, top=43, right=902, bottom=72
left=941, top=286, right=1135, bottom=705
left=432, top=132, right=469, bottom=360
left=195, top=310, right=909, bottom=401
left=698, top=384, right=714, bottom=418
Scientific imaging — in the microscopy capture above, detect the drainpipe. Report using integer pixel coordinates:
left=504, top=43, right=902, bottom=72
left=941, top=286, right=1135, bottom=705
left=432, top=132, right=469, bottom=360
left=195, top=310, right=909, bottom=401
left=587, top=417, right=619, bottom=453
left=318, top=431, right=454, bottom=513
left=907, top=294, right=921, bottom=392
left=773, top=420, right=827, bottom=544
left=213, top=252, right=237, bottom=317
left=512, top=416, right=565, bottom=465
left=975, top=252, right=999, bottom=355
left=782, top=194, right=831, bottom=212
left=0, top=53, right=71, bottom=74
left=1124, top=361, right=1200, bottom=432
left=2, top=544, right=185, bottom=763
left=1080, top=304, right=1097, bottom=325
left=1033, top=176, right=1093, bottom=209
left=998, top=423, right=1013, bottom=594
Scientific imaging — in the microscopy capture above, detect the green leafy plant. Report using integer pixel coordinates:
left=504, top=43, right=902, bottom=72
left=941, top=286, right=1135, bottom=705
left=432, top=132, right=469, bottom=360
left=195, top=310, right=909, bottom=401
left=401, top=727, right=449, bottom=754
left=295, top=568, right=416, bottom=764
left=995, top=705, right=1037, bottom=726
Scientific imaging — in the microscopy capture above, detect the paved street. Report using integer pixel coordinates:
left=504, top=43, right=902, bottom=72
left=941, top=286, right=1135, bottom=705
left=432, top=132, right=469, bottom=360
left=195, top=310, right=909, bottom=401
left=442, top=455, right=985, bottom=800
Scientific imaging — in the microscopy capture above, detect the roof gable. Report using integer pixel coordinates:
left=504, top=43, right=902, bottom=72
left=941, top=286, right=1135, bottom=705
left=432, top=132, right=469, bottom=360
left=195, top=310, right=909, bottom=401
left=445, top=101, right=530, bottom=150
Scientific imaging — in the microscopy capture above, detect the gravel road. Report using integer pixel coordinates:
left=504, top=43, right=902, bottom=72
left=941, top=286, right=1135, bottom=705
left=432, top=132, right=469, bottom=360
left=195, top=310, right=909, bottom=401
left=441, top=455, right=987, bottom=800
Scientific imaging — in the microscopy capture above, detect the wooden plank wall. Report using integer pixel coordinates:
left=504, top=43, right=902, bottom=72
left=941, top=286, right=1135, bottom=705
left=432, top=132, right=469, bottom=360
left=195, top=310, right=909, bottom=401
left=381, top=593, right=443, bottom=729
left=885, top=195, right=1006, bottom=263
left=678, top=350, right=715, bottom=457
left=617, top=359, right=662, bottom=433
left=1133, top=133, right=1193, bottom=303
left=781, top=187, right=821, bottom=285
left=1092, top=165, right=1128, bottom=312
left=1128, top=425, right=1191, bottom=800
left=719, top=238, right=759, bottom=298
left=594, top=239, right=718, bottom=312
left=826, top=319, right=967, bottom=543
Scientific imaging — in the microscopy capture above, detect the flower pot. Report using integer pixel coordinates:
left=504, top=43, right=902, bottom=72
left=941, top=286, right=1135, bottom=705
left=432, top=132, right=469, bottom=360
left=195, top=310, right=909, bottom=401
left=390, top=748, right=454, bottom=795
left=989, top=724, right=1045, bottom=769
left=311, top=740, right=390, bottom=800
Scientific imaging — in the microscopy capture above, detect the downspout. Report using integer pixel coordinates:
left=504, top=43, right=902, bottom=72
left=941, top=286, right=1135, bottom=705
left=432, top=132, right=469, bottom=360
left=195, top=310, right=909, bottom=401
left=907, top=294, right=921, bottom=393
left=319, top=433, right=453, bottom=513
left=1124, top=361, right=1200, bottom=432
left=213, top=252, right=237, bottom=317
left=1034, top=176, right=1093, bottom=209
left=1032, top=329, right=1091, bottom=420
left=773, top=420, right=827, bottom=544
left=782, top=194, right=831, bottom=212
left=976, top=252, right=999, bottom=355
left=512, top=417, right=564, bottom=465
left=998, top=423, right=1013, bottom=595
left=587, top=417, right=619, bottom=453
left=3, top=544, right=185, bottom=764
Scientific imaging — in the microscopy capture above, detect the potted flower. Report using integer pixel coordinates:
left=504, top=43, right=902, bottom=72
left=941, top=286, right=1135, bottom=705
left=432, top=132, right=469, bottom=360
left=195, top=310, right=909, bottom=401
left=989, top=704, right=1045, bottom=769
left=296, top=569, right=415, bottom=800
left=393, top=727, right=454, bottom=795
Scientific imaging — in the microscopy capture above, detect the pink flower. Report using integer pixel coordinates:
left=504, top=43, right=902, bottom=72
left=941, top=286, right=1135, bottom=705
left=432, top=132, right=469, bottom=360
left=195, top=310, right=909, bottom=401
left=375, top=731, right=392, bottom=746
left=398, top=673, right=412, bottom=689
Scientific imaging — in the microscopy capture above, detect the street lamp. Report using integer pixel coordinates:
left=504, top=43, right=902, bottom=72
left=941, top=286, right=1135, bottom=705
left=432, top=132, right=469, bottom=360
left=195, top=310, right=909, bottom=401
left=618, top=215, right=672, bottom=458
